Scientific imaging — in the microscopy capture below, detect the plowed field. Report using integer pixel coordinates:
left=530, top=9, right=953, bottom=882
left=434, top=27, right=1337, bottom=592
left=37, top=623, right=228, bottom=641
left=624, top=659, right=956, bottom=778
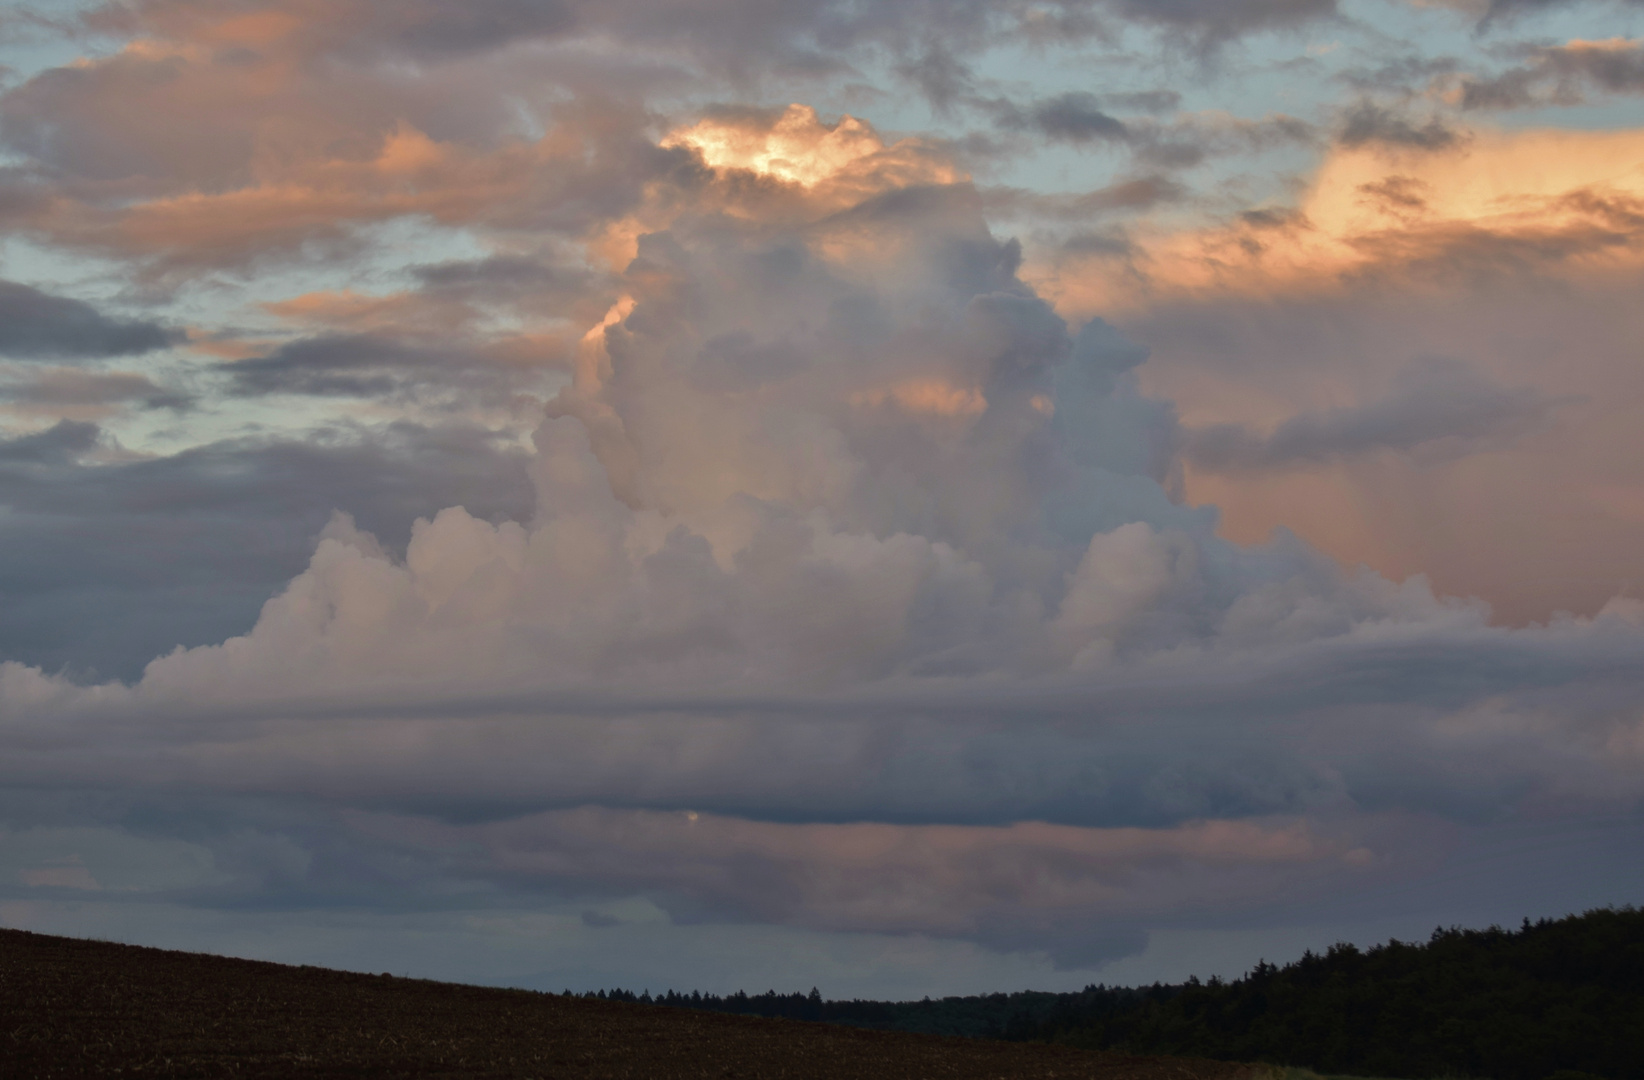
left=1, top=928, right=1258, bottom=1079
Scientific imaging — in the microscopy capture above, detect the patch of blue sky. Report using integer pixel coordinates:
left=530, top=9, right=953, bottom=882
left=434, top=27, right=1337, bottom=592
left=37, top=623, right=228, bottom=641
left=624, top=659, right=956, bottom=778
left=908, top=2, right=1628, bottom=163
left=155, top=217, right=495, bottom=337
left=0, top=0, right=121, bottom=86
left=0, top=217, right=510, bottom=456
left=110, top=381, right=312, bottom=451
left=0, top=236, right=141, bottom=305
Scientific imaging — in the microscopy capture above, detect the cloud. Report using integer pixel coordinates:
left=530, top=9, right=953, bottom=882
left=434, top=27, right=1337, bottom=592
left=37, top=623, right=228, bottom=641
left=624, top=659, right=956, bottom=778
left=0, top=281, right=175, bottom=360
left=1183, top=357, right=1562, bottom=472
left=894, top=47, right=977, bottom=112
left=0, top=1, right=1640, bottom=988
left=411, top=253, right=597, bottom=302
left=0, top=420, right=532, bottom=680
left=360, top=807, right=1376, bottom=966
left=0, top=0, right=1340, bottom=288
left=1101, top=90, right=1183, bottom=114
left=0, top=368, right=191, bottom=413
left=79, top=0, right=576, bottom=63
left=1461, top=38, right=1644, bottom=110
left=1030, top=123, right=1644, bottom=628
left=1, top=48, right=675, bottom=278
left=0, top=417, right=101, bottom=463
left=659, top=104, right=961, bottom=207
left=1413, top=0, right=1644, bottom=27
left=219, top=335, right=465, bottom=399
left=1338, top=101, right=1461, bottom=150
left=995, top=92, right=1132, bottom=144
left=1108, top=0, right=1336, bottom=34
left=83, top=0, right=1343, bottom=75
left=988, top=95, right=1311, bottom=169
left=983, top=176, right=1187, bottom=221
left=0, top=104, right=1638, bottom=973
left=1474, top=0, right=1644, bottom=22
left=1032, top=125, right=1644, bottom=318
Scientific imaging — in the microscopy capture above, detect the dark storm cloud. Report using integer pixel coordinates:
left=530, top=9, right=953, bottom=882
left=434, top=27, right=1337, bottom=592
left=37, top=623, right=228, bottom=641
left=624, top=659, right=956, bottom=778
left=0, top=280, right=175, bottom=359
left=1338, top=101, right=1461, bottom=149
left=0, top=419, right=533, bottom=681
left=1183, top=358, right=1562, bottom=473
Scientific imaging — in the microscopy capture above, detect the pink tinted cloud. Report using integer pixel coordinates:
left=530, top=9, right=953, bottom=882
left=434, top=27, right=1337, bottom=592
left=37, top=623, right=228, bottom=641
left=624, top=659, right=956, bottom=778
left=354, top=806, right=1385, bottom=946
left=1030, top=127, right=1644, bottom=621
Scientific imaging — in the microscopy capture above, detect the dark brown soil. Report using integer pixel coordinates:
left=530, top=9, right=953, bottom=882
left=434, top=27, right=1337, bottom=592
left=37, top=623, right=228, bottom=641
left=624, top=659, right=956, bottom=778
left=0, top=927, right=1258, bottom=1079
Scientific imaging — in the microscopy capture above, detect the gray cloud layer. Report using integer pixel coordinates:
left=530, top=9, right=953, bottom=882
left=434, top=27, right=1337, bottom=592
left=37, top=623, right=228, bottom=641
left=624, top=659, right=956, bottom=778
left=0, top=280, right=174, bottom=360
left=1339, top=101, right=1461, bottom=150
left=0, top=420, right=532, bottom=680
left=1183, top=358, right=1563, bottom=472
left=1462, top=39, right=1644, bottom=110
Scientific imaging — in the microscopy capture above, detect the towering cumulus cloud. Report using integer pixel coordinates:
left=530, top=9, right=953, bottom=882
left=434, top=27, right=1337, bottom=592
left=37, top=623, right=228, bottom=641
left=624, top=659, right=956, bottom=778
left=3, top=103, right=1641, bottom=981
left=0, top=0, right=1640, bottom=994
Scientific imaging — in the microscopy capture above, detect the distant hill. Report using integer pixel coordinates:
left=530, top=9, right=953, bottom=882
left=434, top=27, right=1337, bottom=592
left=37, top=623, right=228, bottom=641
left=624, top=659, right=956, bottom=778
left=610, top=907, right=1644, bottom=1080
left=0, top=927, right=1251, bottom=1079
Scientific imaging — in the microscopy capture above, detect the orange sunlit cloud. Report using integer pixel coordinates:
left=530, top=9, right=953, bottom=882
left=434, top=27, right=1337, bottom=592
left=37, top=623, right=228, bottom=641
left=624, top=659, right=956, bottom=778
left=850, top=378, right=989, bottom=418
left=1034, top=125, right=1644, bottom=320
left=1029, top=125, right=1644, bottom=623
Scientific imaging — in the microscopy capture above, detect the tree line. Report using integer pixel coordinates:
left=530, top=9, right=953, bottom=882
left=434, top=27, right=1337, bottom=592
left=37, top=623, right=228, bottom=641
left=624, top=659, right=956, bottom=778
left=575, top=906, right=1643, bottom=1079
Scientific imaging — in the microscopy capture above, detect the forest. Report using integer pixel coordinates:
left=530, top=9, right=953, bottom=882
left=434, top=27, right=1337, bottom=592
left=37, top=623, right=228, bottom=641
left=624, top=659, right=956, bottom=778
left=587, top=907, right=1644, bottom=1080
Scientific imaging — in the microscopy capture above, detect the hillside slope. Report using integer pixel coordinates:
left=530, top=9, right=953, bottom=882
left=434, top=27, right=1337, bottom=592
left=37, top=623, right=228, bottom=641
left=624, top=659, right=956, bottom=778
left=0, top=928, right=1251, bottom=1079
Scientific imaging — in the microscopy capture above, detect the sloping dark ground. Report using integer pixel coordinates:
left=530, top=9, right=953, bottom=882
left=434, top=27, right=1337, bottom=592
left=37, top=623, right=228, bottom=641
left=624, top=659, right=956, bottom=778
left=0, top=928, right=1257, bottom=1079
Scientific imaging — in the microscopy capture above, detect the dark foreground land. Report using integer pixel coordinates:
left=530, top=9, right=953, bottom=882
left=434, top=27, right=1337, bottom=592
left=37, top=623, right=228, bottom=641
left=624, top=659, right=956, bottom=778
left=0, top=929, right=1255, bottom=1080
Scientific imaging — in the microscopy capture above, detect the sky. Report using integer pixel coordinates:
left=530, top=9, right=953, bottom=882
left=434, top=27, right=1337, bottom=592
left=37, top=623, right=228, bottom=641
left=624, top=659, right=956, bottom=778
left=0, top=0, right=1641, bottom=1000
